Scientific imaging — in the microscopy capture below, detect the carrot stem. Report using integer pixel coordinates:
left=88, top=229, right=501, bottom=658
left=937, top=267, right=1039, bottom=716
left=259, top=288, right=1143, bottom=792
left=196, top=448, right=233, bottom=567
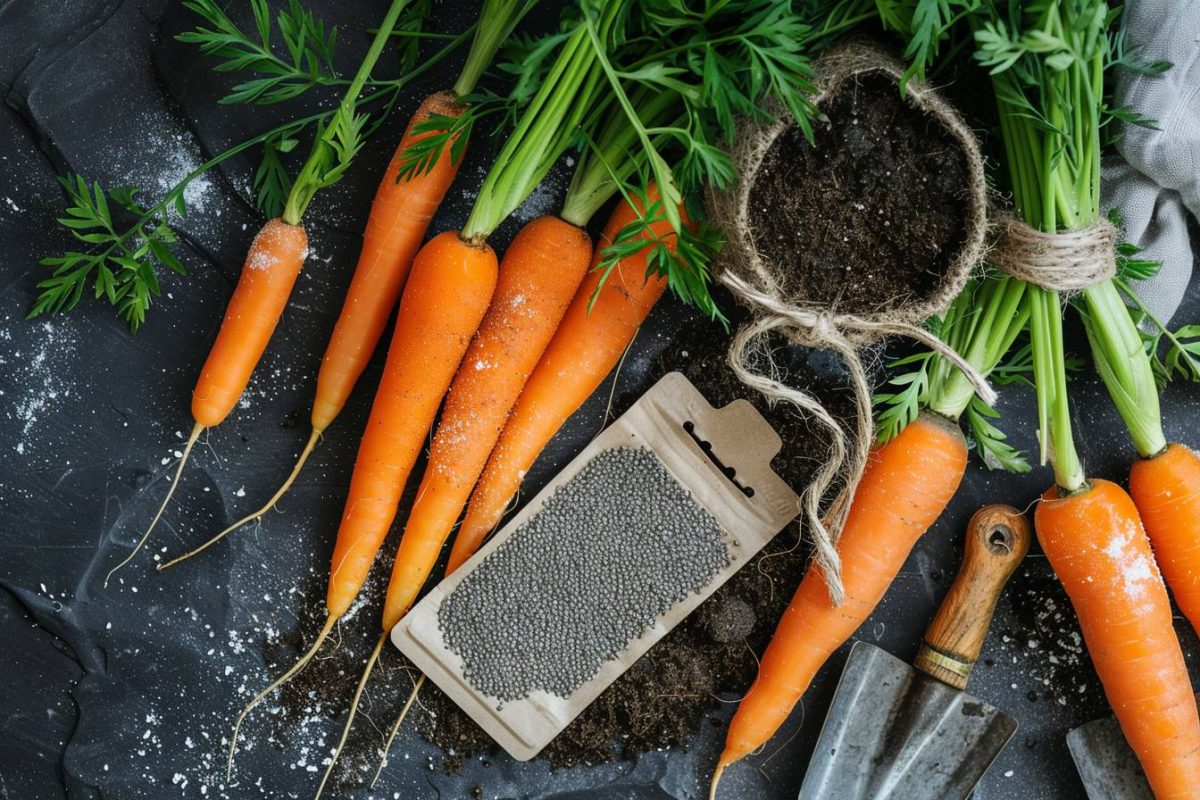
left=283, top=0, right=416, bottom=224
left=453, top=0, right=535, bottom=97
left=460, top=2, right=618, bottom=240
left=158, top=428, right=321, bottom=570
left=105, top=422, right=203, bottom=586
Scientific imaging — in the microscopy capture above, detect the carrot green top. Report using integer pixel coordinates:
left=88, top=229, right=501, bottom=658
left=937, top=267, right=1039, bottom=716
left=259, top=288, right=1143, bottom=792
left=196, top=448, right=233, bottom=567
left=281, top=0, right=419, bottom=225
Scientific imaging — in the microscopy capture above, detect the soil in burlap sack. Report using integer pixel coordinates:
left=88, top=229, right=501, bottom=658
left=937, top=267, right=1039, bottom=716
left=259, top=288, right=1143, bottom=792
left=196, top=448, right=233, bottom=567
left=748, top=74, right=972, bottom=313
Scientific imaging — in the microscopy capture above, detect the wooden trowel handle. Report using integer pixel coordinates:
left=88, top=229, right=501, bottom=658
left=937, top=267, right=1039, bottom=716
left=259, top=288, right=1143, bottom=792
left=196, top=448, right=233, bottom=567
left=914, top=505, right=1030, bottom=691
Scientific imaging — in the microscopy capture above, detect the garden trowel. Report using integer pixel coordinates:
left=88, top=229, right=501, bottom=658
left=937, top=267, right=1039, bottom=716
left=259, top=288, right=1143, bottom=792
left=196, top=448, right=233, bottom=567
left=798, top=505, right=1029, bottom=800
left=1066, top=690, right=1200, bottom=800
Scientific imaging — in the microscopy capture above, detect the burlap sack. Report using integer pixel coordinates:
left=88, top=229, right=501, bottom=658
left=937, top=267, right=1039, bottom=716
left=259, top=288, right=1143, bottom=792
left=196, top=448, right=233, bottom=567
left=707, top=42, right=993, bottom=603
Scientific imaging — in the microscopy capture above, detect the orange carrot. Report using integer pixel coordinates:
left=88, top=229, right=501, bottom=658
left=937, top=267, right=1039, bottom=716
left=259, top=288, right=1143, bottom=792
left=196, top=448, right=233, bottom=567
left=1130, top=443, right=1200, bottom=634
left=193, top=220, right=311, bottom=426
left=105, top=219, right=308, bottom=585
left=158, top=93, right=466, bottom=570
left=383, top=215, right=592, bottom=626
left=325, top=232, right=498, bottom=618
left=313, top=92, right=466, bottom=432
left=710, top=411, right=967, bottom=794
left=225, top=231, right=496, bottom=779
left=1036, top=478, right=1200, bottom=799
left=450, top=191, right=674, bottom=568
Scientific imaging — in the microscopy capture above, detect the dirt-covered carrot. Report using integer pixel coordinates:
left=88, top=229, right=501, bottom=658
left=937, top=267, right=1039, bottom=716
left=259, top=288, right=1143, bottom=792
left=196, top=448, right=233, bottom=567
left=709, top=411, right=967, bottom=793
left=104, top=0, right=415, bottom=586
left=159, top=0, right=535, bottom=570
left=1037, top=480, right=1200, bottom=797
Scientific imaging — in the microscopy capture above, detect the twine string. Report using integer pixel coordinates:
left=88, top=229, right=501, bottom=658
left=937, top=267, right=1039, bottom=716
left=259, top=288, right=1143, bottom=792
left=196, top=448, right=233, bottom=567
left=989, top=215, right=1118, bottom=292
left=721, top=271, right=996, bottom=604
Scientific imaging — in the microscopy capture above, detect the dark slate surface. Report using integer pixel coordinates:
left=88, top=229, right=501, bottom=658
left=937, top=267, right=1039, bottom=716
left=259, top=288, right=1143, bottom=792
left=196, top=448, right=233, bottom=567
left=2, top=1, right=1198, bottom=799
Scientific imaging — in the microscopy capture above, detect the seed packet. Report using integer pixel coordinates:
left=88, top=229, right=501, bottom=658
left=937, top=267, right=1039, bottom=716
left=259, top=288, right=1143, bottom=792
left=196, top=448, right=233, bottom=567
left=392, top=372, right=800, bottom=760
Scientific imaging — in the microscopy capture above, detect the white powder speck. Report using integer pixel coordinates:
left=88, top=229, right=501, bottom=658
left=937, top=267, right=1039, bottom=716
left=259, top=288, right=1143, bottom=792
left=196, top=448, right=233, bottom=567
left=512, top=176, right=562, bottom=223
left=235, top=486, right=246, bottom=498
left=13, top=321, right=77, bottom=456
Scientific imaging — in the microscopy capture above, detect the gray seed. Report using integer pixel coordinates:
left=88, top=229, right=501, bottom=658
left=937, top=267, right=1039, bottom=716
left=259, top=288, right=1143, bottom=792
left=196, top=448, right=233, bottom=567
left=437, top=447, right=728, bottom=702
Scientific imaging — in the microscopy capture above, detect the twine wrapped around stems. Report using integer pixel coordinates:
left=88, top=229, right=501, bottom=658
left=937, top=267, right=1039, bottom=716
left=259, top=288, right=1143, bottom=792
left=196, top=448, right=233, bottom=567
left=708, top=42, right=993, bottom=604
left=989, top=215, right=1119, bottom=292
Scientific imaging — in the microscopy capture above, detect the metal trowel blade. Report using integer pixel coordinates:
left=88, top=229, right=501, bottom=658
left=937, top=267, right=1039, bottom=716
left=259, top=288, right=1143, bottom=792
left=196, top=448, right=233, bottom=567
left=1067, top=714, right=1153, bottom=800
left=1068, top=691, right=1200, bottom=799
left=798, top=642, right=1017, bottom=800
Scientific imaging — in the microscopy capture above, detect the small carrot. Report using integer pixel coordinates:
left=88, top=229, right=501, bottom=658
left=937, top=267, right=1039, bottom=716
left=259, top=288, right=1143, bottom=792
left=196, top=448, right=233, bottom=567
left=451, top=188, right=674, bottom=568
left=1129, top=443, right=1200, bottom=635
left=710, top=411, right=967, bottom=796
left=104, top=219, right=308, bottom=585
left=225, top=231, right=498, bottom=779
left=1036, top=478, right=1200, bottom=799
left=106, top=0, right=415, bottom=583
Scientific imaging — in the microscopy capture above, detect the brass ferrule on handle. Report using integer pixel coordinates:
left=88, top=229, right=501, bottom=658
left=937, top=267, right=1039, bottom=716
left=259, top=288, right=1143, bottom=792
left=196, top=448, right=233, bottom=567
left=914, top=505, right=1031, bottom=691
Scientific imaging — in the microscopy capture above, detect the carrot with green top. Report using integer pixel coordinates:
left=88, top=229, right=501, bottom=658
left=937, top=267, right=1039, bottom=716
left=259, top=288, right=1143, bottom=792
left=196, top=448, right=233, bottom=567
left=321, top=0, right=846, bottom=781
left=710, top=411, right=968, bottom=793
left=975, top=3, right=1200, bottom=795
left=160, top=0, right=535, bottom=570
left=309, top=10, right=631, bottom=791
left=104, top=0, right=417, bottom=586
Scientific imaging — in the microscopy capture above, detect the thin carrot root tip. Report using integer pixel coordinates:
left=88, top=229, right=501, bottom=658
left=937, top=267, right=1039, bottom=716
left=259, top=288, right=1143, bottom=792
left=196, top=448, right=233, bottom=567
left=226, top=616, right=335, bottom=782
left=105, top=422, right=204, bottom=587
left=313, top=633, right=387, bottom=800
left=158, top=428, right=322, bottom=571
left=371, top=673, right=427, bottom=788
left=708, top=763, right=725, bottom=800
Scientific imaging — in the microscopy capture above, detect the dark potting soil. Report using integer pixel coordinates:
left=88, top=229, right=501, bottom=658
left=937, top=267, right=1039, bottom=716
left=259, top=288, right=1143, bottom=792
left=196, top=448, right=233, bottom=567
left=747, top=74, right=971, bottom=313
left=414, top=312, right=848, bottom=772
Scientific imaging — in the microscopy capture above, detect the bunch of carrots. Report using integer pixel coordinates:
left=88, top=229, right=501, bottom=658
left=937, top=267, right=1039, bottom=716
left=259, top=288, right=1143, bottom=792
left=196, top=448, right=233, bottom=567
left=38, top=0, right=1200, bottom=796
left=710, top=2, right=1200, bottom=798
left=69, top=0, right=874, bottom=793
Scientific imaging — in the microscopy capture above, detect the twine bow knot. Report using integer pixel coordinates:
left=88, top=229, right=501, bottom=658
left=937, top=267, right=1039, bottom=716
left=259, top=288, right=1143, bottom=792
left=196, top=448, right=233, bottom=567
left=720, top=270, right=996, bottom=605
